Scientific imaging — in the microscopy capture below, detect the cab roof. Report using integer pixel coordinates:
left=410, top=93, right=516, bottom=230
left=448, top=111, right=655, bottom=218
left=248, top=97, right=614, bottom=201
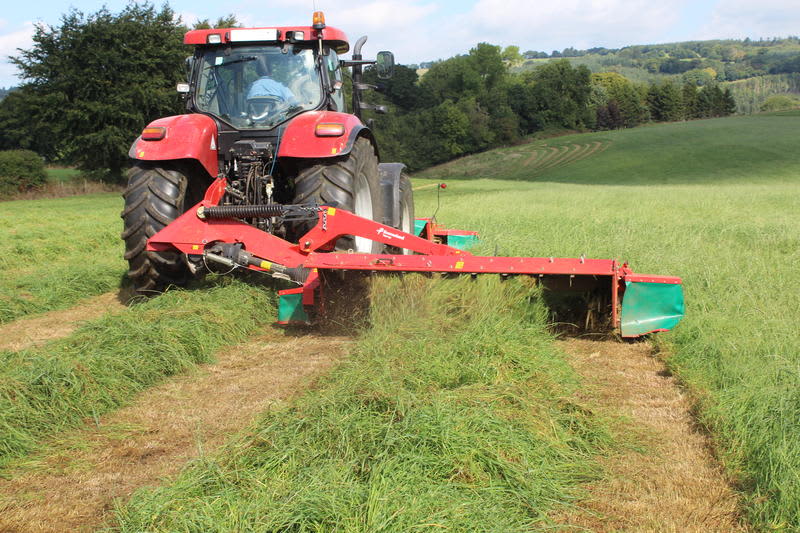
left=184, top=26, right=350, bottom=54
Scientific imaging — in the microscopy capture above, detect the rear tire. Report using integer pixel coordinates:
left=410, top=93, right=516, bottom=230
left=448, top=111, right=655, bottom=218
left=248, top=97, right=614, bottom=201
left=292, top=137, right=384, bottom=253
left=397, top=173, right=415, bottom=254
left=120, top=163, right=196, bottom=294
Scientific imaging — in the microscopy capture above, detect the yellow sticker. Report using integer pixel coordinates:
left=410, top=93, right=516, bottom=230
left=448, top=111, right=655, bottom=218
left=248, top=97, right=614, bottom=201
left=455, top=261, right=464, bottom=270
left=191, top=244, right=200, bottom=250
left=327, top=207, right=336, bottom=215
left=138, top=150, right=145, bottom=157
left=331, top=147, right=338, bottom=154
left=259, top=260, right=272, bottom=270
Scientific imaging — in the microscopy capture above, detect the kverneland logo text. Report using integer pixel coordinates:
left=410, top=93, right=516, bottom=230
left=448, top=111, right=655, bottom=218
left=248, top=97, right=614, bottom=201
left=376, top=227, right=406, bottom=241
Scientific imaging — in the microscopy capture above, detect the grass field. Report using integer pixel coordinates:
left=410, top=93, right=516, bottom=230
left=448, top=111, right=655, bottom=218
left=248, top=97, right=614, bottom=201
left=1, top=194, right=614, bottom=528
left=114, top=276, right=610, bottom=531
left=45, top=167, right=81, bottom=183
left=0, top=194, right=125, bottom=323
left=0, top=279, right=276, bottom=467
left=1, top=112, right=798, bottom=529
left=416, top=112, right=800, bottom=528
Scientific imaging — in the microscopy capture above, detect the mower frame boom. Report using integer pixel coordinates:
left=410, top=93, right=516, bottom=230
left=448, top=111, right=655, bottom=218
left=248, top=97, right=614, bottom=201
left=147, top=178, right=684, bottom=337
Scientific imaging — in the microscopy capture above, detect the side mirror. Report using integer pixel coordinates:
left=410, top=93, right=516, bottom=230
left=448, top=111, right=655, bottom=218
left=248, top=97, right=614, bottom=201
left=376, top=51, right=395, bottom=79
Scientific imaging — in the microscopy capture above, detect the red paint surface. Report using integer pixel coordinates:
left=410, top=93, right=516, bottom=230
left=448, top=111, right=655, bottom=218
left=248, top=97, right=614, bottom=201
left=278, top=111, right=366, bottom=159
left=147, top=201, right=307, bottom=267
left=300, top=208, right=463, bottom=255
left=130, top=114, right=219, bottom=178
left=416, top=218, right=479, bottom=241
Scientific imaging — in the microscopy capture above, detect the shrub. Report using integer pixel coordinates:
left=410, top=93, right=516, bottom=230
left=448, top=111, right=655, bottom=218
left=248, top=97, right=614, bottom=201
left=760, top=94, right=800, bottom=112
left=0, top=149, right=47, bottom=196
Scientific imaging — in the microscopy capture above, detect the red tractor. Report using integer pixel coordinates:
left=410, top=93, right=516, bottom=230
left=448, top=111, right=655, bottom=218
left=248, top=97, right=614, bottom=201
left=122, top=12, right=408, bottom=292
left=121, top=12, right=684, bottom=338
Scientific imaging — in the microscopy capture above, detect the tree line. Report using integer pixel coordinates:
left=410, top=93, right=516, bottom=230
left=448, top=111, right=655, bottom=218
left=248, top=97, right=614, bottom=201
left=0, top=4, right=239, bottom=180
left=0, top=2, right=741, bottom=180
left=364, top=45, right=736, bottom=170
left=512, top=37, right=800, bottom=84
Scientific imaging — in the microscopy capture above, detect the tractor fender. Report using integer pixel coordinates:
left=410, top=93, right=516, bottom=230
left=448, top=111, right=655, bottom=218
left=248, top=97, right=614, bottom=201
left=277, top=111, right=373, bottom=159
left=379, top=163, right=407, bottom=228
left=128, top=114, right=219, bottom=178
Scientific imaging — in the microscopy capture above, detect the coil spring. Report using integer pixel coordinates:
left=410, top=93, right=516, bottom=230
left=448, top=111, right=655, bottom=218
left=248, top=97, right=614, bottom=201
left=203, top=204, right=286, bottom=219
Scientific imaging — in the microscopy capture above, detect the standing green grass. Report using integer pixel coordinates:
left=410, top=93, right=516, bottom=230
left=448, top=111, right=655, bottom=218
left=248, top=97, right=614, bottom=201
left=114, top=276, right=609, bottom=531
left=0, top=193, right=125, bottom=323
left=416, top=113, right=800, bottom=528
left=423, top=112, right=800, bottom=185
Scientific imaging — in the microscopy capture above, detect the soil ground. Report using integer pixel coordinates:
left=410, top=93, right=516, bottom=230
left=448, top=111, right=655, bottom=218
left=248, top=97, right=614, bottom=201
left=0, top=332, right=350, bottom=532
left=0, top=292, right=127, bottom=351
left=0, top=296, right=744, bottom=532
left=553, top=339, right=745, bottom=532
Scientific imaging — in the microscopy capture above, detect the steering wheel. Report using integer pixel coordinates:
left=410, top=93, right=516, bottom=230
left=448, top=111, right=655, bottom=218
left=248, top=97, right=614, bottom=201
left=246, top=95, right=286, bottom=121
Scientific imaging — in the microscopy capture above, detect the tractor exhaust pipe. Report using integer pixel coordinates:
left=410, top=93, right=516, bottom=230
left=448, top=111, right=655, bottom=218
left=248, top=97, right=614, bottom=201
left=351, top=36, right=368, bottom=119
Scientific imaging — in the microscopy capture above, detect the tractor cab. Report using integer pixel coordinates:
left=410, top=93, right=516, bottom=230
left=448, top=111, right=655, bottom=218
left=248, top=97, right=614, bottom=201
left=191, top=41, right=342, bottom=130
left=181, top=21, right=364, bottom=132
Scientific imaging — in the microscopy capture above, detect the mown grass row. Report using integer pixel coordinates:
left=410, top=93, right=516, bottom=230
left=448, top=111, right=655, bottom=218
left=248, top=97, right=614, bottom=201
left=0, top=193, right=125, bottom=323
left=416, top=113, right=800, bottom=528
left=113, top=276, right=609, bottom=531
left=0, top=279, right=275, bottom=467
left=422, top=112, right=800, bottom=186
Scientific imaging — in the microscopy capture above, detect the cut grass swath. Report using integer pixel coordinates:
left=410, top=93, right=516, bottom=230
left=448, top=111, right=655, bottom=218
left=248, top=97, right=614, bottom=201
left=415, top=113, right=800, bottom=528
left=113, top=276, right=610, bottom=531
left=0, top=278, right=275, bottom=468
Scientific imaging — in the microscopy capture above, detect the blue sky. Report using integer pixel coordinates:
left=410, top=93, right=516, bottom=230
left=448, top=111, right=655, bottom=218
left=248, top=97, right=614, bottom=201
left=1, top=0, right=799, bottom=87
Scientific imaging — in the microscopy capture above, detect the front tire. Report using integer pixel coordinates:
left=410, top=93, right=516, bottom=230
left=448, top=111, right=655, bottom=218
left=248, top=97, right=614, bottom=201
left=120, top=163, right=196, bottom=294
left=292, top=137, right=384, bottom=253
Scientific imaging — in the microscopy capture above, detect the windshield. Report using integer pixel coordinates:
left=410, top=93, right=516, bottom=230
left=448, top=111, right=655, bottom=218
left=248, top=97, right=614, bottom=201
left=195, top=44, right=322, bottom=129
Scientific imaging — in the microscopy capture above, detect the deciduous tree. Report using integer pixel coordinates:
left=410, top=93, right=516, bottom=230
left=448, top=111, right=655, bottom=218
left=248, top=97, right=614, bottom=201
left=0, top=2, right=185, bottom=180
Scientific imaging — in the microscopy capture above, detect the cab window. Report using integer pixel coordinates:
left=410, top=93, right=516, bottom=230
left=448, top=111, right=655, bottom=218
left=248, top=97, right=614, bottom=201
left=326, top=50, right=345, bottom=112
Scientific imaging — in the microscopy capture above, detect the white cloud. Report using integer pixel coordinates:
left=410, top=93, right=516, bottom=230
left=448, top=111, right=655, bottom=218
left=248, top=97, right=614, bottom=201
left=323, top=0, right=438, bottom=30
left=0, top=22, right=35, bottom=87
left=175, top=10, right=201, bottom=26
left=698, top=0, right=800, bottom=40
left=320, top=0, right=439, bottom=61
left=234, top=0, right=441, bottom=63
left=245, top=0, right=693, bottom=65
left=447, top=0, right=688, bottom=54
left=174, top=0, right=691, bottom=65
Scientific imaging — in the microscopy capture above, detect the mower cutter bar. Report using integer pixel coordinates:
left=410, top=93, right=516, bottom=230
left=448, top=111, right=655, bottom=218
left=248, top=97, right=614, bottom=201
left=307, top=252, right=620, bottom=277
left=147, top=199, right=685, bottom=338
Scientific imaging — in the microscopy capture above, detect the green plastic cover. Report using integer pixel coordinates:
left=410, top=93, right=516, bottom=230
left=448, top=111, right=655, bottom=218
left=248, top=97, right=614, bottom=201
left=447, top=234, right=479, bottom=250
left=278, top=292, right=309, bottom=324
left=620, top=281, right=685, bottom=337
left=414, top=219, right=426, bottom=237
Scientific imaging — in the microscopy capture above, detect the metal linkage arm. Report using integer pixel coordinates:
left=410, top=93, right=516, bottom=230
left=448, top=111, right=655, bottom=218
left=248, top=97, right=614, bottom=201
left=297, top=207, right=468, bottom=256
